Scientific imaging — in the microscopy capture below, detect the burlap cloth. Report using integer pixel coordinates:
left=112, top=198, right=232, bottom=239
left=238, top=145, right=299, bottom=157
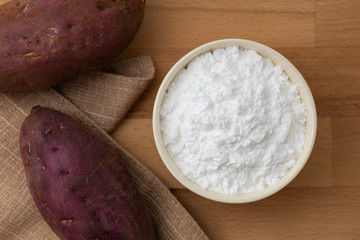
left=0, top=56, right=209, bottom=240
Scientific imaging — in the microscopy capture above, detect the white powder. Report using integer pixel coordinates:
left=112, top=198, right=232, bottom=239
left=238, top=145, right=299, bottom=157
left=160, top=46, right=307, bottom=194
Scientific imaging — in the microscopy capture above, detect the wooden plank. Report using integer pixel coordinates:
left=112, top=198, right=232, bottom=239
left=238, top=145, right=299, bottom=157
left=147, top=0, right=314, bottom=13
left=332, top=117, right=360, bottom=186
left=173, top=188, right=360, bottom=239
left=130, top=3, right=315, bottom=49
left=111, top=117, right=332, bottom=189
left=278, top=47, right=360, bottom=117
left=316, top=96, right=360, bottom=117
left=289, top=117, right=332, bottom=187
left=316, top=0, right=360, bottom=47
left=277, top=47, right=360, bottom=99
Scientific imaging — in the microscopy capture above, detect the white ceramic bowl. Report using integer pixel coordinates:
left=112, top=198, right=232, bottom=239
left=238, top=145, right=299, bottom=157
left=153, top=39, right=317, bottom=203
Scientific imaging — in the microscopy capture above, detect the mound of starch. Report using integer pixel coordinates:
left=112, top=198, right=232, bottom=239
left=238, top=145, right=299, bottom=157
left=160, top=46, right=307, bottom=194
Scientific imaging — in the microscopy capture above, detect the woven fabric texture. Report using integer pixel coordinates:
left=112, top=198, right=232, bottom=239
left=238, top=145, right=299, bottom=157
left=0, top=57, right=208, bottom=240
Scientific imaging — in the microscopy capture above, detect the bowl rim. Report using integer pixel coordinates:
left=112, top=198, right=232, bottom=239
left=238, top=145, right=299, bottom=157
left=153, top=39, right=317, bottom=203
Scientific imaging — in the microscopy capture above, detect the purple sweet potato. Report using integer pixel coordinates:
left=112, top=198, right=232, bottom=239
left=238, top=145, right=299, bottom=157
left=0, top=0, right=144, bottom=91
left=19, top=106, right=156, bottom=240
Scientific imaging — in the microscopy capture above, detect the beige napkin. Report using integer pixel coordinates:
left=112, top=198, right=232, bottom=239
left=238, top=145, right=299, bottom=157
left=0, top=57, right=209, bottom=240
left=54, top=57, right=155, bottom=132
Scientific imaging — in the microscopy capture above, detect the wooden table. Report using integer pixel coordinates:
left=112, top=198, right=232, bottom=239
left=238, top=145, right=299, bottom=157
left=2, top=0, right=358, bottom=238
left=113, top=0, right=360, bottom=239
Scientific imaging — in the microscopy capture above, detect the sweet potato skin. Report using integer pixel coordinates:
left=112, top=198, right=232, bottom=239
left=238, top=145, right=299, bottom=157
left=19, top=106, right=156, bottom=240
left=0, top=0, right=144, bottom=91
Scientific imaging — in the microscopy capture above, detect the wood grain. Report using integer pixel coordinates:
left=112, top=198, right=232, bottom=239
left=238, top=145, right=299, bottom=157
left=1, top=0, right=359, bottom=238
left=131, top=0, right=315, bottom=49
left=109, top=1, right=360, bottom=238
left=332, top=117, right=360, bottom=186
left=173, top=188, right=360, bottom=239
left=316, top=0, right=360, bottom=47
left=288, top=117, right=332, bottom=187
left=147, top=0, right=315, bottom=13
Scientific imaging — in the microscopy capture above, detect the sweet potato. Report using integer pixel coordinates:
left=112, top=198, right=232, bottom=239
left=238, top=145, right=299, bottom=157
left=19, top=106, right=156, bottom=240
left=0, top=0, right=144, bottom=91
